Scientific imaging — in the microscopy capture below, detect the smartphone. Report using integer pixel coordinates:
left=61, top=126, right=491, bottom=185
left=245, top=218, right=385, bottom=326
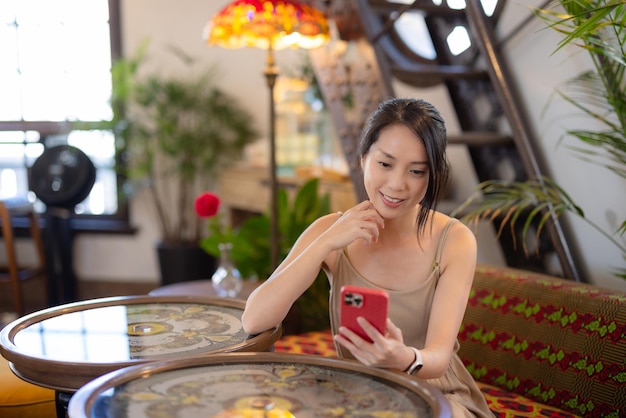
left=340, top=285, right=389, bottom=343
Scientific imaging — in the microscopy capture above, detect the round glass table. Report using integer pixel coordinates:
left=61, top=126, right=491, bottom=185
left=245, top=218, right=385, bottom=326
left=0, top=295, right=281, bottom=393
left=68, top=352, right=452, bottom=418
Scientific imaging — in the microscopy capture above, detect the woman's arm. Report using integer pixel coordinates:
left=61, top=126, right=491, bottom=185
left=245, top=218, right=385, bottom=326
left=242, top=201, right=385, bottom=335
left=420, top=221, right=477, bottom=377
left=241, top=214, right=335, bottom=334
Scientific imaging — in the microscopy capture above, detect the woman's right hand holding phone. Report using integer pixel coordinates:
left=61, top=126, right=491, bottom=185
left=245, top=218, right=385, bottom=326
left=336, top=318, right=415, bottom=371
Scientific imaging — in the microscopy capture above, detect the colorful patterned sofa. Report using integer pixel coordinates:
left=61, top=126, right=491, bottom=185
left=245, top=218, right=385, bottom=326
left=274, top=264, right=626, bottom=417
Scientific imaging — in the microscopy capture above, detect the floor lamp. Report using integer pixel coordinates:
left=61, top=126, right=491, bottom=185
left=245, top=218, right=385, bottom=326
left=205, top=0, right=329, bottom=269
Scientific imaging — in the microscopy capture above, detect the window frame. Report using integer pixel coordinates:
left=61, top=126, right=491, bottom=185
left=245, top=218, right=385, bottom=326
left=1, top=0, right=133, bottom=235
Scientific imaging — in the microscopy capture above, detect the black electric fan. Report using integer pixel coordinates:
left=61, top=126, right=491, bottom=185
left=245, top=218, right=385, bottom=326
left=30, top=144, right=96, bottom=305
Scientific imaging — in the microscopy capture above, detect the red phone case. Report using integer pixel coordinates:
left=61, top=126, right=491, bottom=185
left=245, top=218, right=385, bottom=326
left=340, top=285, right=389, bottom=343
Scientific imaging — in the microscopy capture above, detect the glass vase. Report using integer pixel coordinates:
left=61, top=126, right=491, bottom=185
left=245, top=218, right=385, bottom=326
left=211, top=242, right=243, bottom=298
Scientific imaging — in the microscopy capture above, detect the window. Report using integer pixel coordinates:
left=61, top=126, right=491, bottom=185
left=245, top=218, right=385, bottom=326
left=0, top=0, right=127, bottom=231
left=391, top=0, right=499, bottom=59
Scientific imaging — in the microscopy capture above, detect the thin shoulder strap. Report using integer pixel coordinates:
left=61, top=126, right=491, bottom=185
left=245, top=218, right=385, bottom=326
left=432, top=218, right=457, bottom=275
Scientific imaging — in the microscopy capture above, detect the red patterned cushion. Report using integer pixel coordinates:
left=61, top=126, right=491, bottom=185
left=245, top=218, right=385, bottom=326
left=459, top=265, right=626, bottom=418
left=478, top=383, right=580, bottom=417
left=273, top=330, right=338, bottom=357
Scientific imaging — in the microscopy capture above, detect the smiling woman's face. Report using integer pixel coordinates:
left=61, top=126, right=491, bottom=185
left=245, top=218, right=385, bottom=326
left=361, top=123, right=430, bottom=220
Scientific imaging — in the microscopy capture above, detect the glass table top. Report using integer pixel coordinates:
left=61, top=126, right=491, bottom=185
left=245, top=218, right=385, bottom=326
left=12, top=302, right=247, bottom=362
left=69, top=353, right=450, bottom=418
left=0, top=296, right=281, bottom=392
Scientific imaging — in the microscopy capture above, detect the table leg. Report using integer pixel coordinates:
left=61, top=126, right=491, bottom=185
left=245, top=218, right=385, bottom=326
left=55, top=391, right=72, bottom=418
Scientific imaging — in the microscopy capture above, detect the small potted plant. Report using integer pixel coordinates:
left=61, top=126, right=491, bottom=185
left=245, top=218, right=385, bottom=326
left=195, top=178, right=332, bottom=333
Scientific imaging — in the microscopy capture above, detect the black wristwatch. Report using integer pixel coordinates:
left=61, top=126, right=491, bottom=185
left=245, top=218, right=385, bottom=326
left=405, top=347, right=423, bottom=375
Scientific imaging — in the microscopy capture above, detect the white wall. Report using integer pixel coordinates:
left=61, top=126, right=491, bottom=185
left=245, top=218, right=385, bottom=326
left=71, top=0, right=625, bottom=292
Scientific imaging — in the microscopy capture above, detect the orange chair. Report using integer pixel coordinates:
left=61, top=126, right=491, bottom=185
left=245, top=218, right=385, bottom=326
left=0, top=355, right=56, bottom=418
left=0, top=198, right=48, bottom=316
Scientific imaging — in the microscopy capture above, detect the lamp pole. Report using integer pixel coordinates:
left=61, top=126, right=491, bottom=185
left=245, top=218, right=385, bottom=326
left=264, top=44, right=280, bottom=270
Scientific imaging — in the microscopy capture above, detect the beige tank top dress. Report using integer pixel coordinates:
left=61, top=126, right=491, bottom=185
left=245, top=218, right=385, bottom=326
left=328, top=218, right=492, bottom=418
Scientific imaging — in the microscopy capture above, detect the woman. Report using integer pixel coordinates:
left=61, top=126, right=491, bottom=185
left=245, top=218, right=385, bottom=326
left=242, top=98, right=492, bottom=417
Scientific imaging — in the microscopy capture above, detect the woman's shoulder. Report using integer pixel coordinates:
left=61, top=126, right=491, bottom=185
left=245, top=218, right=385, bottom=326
left=431, top=211, right=477, bottom=267
left=431, top=211, right=476, bottom=246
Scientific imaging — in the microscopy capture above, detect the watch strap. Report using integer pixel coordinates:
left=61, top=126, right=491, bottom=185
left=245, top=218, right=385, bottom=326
left=405, top=346, right=423, bottom=375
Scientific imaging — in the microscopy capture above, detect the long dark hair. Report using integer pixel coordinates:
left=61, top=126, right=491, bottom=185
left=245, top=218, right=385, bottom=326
left=358, top=97, right=450, bottom=235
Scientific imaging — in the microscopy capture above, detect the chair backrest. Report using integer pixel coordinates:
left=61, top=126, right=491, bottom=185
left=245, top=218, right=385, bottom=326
left=0, top=198, right=47, bottom=316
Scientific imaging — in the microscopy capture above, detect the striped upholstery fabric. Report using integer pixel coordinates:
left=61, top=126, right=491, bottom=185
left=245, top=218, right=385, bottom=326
left=458, top=265, right=626, bottom=418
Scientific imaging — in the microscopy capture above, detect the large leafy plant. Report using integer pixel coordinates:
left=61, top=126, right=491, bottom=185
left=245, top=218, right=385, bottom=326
left=107, top=45, right=258, bottom=245
left=455, top=0, right=626, bottom=279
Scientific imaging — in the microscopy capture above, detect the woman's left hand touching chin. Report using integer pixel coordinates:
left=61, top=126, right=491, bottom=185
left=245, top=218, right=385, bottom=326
left=334, top=318, right=414, bottom=371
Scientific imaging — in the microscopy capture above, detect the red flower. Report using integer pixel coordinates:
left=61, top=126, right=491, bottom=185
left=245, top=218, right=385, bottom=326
left=195, top=192, right=220, bottom=218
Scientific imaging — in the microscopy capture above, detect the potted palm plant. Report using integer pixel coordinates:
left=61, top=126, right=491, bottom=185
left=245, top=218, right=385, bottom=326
left=454, top=0, right=625, bottom=280
left=110, top=47, right=259, bottom=284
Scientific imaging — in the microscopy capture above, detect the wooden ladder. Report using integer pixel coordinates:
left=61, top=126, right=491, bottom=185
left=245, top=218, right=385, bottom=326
left=309, top=0, right=584, bottom=281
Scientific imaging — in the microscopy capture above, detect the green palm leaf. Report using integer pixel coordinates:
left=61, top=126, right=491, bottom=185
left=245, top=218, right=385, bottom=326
left=454, top=176, right=625, bottom=258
